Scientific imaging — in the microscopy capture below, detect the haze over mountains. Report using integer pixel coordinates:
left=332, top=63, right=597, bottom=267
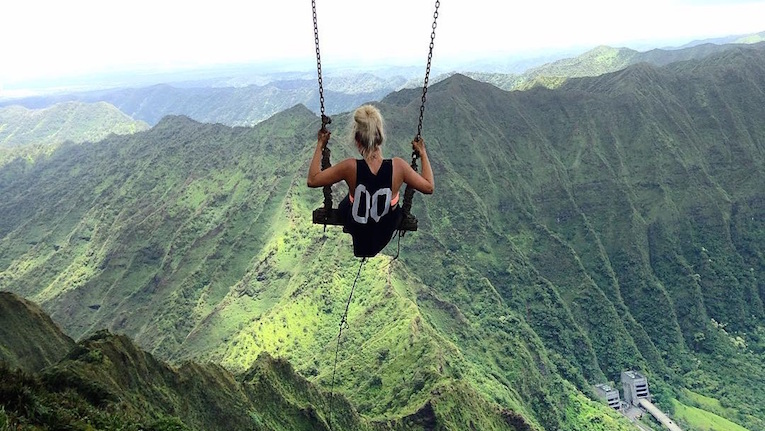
left=1, top=36, right=764, bottom=431
left=2, top=31, right=763, bottom=129
left=0, top=74, right=408, bottom=128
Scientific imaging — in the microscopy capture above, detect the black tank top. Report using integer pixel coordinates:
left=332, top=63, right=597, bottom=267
left=339, top=159, right=402, bottom=257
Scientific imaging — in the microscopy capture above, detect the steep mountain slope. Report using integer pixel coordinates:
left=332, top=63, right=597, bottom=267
left=2, top=44, right=765, bottom=430
left=386, top=44, right=765, bottom=429
left=0, top=101, right=148, bottom=148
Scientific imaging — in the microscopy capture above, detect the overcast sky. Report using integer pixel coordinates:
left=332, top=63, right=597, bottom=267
left=2, top=0, right=765, bottom=85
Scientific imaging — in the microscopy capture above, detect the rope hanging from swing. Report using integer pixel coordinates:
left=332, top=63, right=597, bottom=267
left=310, top=0, right=440, bottom=232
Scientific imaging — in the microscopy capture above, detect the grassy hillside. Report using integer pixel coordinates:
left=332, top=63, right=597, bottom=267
left=2, top=44, right=764, bottom=430
left=0, top=101, right=148, bottom=148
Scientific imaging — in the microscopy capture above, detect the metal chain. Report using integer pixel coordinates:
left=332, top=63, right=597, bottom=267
left=313, top=0, right=333, bottom=217
left=402, top=0, right=440, bottom=221
left=415, top=0, right=440, bottom=143
left=312, top=0, right=326, bottom=121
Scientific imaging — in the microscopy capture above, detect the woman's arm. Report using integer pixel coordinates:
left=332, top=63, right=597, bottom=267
left=396, top=137, right=434, bottom=194
left=307, top=129, right=354, bottom=188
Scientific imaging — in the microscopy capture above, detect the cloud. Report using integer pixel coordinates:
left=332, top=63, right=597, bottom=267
left=676, top=0, right=764, bottom=3
left=2, top=0, right=765, bottom=84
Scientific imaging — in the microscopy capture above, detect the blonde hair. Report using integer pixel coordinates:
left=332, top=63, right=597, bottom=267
left=352, top=104, right=385, bottom=158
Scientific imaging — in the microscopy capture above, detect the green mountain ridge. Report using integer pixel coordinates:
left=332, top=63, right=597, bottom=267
left=0, top=101, right=149, bottom=148
left=464, top=40, right=765, bottom=92
left=2, top=43, right=764, bottom=430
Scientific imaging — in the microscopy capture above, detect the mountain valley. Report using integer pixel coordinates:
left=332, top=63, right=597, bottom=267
left=1, top=41, right=764, bottom=431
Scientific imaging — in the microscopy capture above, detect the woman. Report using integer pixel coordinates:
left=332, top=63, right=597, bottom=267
left=307, top=105, right=434, bottom=257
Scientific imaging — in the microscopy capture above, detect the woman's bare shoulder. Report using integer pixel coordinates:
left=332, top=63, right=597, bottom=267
left=392, top=157, right=409, bottom=167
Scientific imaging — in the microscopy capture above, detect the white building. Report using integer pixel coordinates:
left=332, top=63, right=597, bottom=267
left=621, top=370, right=650, bottom=406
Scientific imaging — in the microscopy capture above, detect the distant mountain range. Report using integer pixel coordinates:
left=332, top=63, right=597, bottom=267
left=0, top=74, right=408, bottom=128
left=2, top=32, right=762, bottom=131
left=456, top=40, right=765, bottom=92
left=1, top=40, right=763, bottom=430
left=679, top=30, right=765, bottom=48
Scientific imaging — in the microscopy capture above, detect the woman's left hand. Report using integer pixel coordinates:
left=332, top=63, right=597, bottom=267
left=318, top=128, right=331, bottom=146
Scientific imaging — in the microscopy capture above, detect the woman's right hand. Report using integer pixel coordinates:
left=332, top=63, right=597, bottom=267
left=412, top=137, right=426, bottom=155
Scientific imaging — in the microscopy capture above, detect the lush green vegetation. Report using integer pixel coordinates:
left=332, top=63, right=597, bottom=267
left=1, top=43, right=764, bottom=430
left=0, top=293, right=366, bottom=430
left=0, top=339, right=356, bottom=431
left=0, top=101, right=148, bottom=148
left=672, top=399, right=751, bottom=431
